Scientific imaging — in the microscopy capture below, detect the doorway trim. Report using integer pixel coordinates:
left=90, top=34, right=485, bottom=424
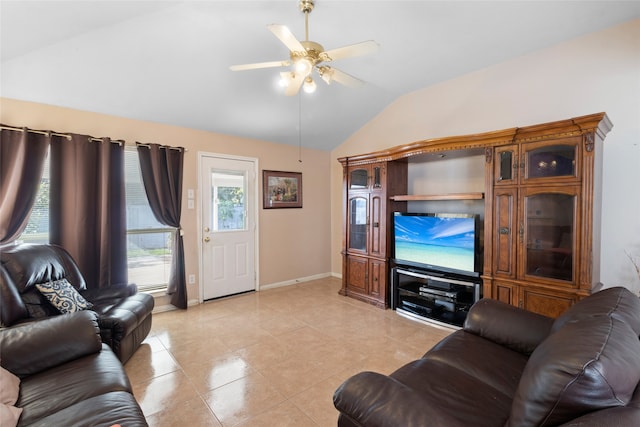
left=197, top=151, right=260, bottom=303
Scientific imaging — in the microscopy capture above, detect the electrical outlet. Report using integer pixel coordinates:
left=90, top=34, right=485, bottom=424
left=188, top=274, right=195, bottom=284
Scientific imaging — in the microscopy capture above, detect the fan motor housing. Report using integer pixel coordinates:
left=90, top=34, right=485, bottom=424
left=299, top=0, right=315, bottom=14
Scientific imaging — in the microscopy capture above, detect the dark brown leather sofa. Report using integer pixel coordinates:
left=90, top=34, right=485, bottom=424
left=334, top=286, right=640, bottom=427
left=0, top=243, right=154, bottom=363
left=0, top=310, right=147, bottom=426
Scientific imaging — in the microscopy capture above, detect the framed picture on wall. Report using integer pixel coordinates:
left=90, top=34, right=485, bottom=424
left=263, top=170, right=302, bottom=209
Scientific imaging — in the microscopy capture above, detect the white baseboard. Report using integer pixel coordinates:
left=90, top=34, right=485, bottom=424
left=153, top=273, right=340, bottom=311
left=260, top=272, right=333, bottom=291
left=152, top=298, right=200, bottom=313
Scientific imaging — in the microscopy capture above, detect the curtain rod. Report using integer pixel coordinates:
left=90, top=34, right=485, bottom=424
left=1, top=124, right=125, bottom=145
left=136, top=142, right=186, bottom=152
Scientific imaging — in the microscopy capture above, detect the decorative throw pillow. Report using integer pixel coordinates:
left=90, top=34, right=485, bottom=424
left=0, top=404, right=22, bottom=427
left=0, top=366, right=20, bottom=405
left=35, top=279, right=93, bottom=314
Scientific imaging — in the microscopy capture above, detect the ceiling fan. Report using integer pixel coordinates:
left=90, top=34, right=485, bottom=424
left=230, top=0, right=379, bottom=96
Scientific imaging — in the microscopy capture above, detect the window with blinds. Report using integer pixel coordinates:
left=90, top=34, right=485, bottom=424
left=124, top=147, right=173, bottom=292
left=19, top=150, right=50, bottom=244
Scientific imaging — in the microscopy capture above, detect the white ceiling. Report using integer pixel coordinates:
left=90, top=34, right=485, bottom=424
left=2, top=1, right=640, bottom=151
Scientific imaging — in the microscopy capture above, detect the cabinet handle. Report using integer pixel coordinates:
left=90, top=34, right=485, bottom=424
left=519, top=223, right=524, bottom=243
left=499, top=227, right=510, bottom=235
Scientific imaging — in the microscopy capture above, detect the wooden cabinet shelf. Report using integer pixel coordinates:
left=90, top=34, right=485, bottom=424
left=390, top=192, right=484, bottom=202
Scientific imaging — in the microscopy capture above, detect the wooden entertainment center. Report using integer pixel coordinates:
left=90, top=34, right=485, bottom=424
left=339, top=112, right=612, bottom=322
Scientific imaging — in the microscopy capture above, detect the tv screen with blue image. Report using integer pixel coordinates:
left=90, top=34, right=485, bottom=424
left=393, top=212, right=479, bottom=277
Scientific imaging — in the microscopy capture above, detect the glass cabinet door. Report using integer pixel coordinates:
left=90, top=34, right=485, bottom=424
left=349, top=168, right=369, bottom=189
left=494, top=146, right=518, bottom=185
left=348, top=196, right=368, bottom=252
left=523, top=142, right=578, bottom=181
left=349, top=164, right=384, bottom=190
left=372, top=165, right=382, bottom=189
left=522, top=190, right=577, bottom=282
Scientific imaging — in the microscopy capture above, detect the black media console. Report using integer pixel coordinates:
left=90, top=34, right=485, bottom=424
left=391, top=266, right=482, bottom=328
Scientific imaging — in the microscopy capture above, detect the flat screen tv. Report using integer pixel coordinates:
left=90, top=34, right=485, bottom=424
left=393, top=212, right=481, bottom=278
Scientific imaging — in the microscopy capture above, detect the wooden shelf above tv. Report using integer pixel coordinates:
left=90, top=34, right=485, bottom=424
left=390, top=192, right=485, bottom=202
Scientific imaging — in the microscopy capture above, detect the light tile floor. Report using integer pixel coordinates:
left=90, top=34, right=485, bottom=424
left=125, top=276, right=453, bottom=427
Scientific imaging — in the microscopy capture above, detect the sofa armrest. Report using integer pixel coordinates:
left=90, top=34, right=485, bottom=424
left=80, top=283, right=137, bottom=303
left=463, top=298, right=554, bottom=355
left=556, top=406, right=640, bottom=426
left=334, top=371, right=458, bottom=427
left=0, top=311, right=102, bottom=378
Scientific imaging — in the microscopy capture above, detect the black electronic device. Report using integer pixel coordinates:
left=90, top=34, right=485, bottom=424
left=392, top=266, right=481, bottom=327
left=392, top=212, right=482, bottom=280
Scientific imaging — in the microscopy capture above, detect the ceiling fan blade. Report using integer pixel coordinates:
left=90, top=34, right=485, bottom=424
left=322, top=40, right=379, bottom=62
left=280, top=71, right=305, bottom=96
left=320, top=67, right=365, bottom=88
left=267, top=24, right=305, bottom=53
left=230, top=60, right=290, bottom=71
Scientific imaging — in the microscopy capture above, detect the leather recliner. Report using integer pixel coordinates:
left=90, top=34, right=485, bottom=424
left=334, top=286, right=640, bottom=426
left=0, top=243, right=154, bottom=363
left=0, top=310, right=148, bottom=426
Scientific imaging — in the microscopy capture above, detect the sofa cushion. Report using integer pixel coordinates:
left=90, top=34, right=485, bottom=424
left=418, top=330, right=529, bottom=397
left=20, top=290, right=57, bottom=319
left=0, top=311, right=102, bottom=378
left=552, top=286, right=640, bottom=334
left=0, top=244, right=86, bottom=292
left=464, top=298, right=554, bottom=355
left=22, top=391, right=147, bottom=427
left=16, top=344, right=132, bottom=426
left=0, top=268, right=28, bottom=326
left=35, top=279, right=93, bottom=314
left=508, top=315, right=640, bottom=427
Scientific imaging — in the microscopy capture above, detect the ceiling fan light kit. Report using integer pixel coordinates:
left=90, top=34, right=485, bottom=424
left=230, top=0, right=378, bottom=96
left=303, top=76, right=317, bottom=93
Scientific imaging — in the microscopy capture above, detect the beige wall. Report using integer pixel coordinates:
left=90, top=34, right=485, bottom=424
left=0, top=98, right=332, bottom=303
left=331, top=19, right=640, bottom=293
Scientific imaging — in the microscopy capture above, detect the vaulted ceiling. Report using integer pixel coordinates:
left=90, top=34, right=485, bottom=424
left=2, top=1, right=639, bottom=151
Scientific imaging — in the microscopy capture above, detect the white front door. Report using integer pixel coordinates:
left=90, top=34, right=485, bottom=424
left=199, top=154, right=257, bottom=300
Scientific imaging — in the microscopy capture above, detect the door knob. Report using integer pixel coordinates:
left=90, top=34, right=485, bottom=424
left=204, top=236, right=210, bottom=242
left=204, top=226, right=210, bottom=232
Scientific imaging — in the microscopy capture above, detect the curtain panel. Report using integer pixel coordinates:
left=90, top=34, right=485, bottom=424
left=49, top=134, right=127, bottom=289
left=137, top=143, right=187, bottom=309
left=0, top=127, right=49, bottom=243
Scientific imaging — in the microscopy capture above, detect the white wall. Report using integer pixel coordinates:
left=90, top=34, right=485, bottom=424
left=331, top=19, right=640, bottom=294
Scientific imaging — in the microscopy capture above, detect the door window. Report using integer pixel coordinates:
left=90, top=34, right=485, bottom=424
left=211, top=170, right=246, bottom=231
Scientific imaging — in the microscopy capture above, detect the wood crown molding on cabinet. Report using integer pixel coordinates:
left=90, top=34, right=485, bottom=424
left=337, top=112, right=612, bottom=166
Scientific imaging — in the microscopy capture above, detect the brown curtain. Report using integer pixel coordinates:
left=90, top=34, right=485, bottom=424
left=0, top=127, right=50, bottom=243
left=49, top=134, right=127, bottom=289
left=136, top=143, right=186, bottom=309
